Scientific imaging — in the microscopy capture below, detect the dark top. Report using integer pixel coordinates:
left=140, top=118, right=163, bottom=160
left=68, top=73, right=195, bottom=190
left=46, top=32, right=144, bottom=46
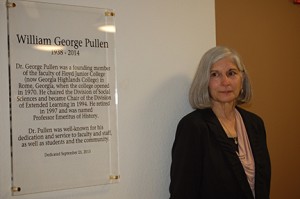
left=169, top=107, right=271, bottom=199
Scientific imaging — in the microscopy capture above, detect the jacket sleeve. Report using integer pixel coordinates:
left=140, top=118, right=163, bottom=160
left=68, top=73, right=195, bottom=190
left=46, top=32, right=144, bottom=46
left=169, top=116, right=205, bottom=199
left=253, top=116, right=272, bottom=199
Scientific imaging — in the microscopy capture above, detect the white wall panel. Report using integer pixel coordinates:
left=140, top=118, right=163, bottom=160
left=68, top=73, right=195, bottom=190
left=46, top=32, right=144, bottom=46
left=0, top=0, right=215, bottom=198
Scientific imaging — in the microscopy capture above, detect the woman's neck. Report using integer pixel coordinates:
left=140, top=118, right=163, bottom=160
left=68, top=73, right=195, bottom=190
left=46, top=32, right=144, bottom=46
left=212, top=102, right=237, bottom=138
left=211, top=101, right=236, bottom=120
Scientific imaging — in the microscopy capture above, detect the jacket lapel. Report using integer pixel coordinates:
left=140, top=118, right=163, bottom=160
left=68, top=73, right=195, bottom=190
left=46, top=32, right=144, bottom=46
left=237, top=108, right=266, bottom=198
left=203, top=108, right=254, bottom=199
left=236, top=107, right=259, bottom=160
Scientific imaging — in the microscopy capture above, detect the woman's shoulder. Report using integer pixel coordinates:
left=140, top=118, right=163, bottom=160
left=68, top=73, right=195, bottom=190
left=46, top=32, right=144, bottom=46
left=182, top=108, right=212, bottom=119
left=236, top=106, right=264, bottom=124
left=175, top=109, right=213, bottom=138
left=178, top=108, right=213, bottom=126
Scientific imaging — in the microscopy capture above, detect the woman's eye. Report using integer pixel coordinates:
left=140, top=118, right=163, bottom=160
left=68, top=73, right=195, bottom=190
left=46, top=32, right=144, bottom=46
left=227, top=70, right=237, bottom=77
left=210, top=72, right=219, bottom=77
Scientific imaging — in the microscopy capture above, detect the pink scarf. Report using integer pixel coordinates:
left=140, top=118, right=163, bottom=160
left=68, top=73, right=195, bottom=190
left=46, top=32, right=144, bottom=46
left=235, top=109, right=256, bottom=197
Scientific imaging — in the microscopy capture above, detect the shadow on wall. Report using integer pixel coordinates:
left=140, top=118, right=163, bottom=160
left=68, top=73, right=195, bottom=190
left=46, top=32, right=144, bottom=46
left=142, top=74, right=192, bottom=134
left=132, top=74, right=193, bottom=197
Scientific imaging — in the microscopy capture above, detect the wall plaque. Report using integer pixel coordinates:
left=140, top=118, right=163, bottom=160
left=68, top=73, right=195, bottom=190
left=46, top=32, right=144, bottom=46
left=8, top=0, right=119, bottom=195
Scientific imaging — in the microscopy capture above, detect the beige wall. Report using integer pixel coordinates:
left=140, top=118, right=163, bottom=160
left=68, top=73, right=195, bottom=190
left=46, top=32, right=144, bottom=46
left=0, top=1, right=215, bottom=199
left=216, top=0, right=300, bottom=198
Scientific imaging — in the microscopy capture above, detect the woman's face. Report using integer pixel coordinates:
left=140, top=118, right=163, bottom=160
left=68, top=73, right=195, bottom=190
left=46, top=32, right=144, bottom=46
left=208, top=57, right=243, bottom=106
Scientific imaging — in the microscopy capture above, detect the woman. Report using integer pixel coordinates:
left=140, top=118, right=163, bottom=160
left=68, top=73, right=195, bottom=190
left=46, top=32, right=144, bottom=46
left=169, top=46, right=271, bottom=199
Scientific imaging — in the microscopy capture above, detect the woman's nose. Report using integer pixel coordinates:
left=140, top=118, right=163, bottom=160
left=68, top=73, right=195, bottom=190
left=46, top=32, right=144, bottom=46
left=220, top=75, right=230, bottom=85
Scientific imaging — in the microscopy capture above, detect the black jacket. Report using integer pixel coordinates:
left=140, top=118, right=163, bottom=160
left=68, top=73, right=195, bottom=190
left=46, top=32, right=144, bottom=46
left=169, top=107, right=271, bottom=199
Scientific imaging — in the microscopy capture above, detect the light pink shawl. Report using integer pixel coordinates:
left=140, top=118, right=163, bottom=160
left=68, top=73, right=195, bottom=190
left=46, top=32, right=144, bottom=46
left=235, top=109, right=255, bottom=197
